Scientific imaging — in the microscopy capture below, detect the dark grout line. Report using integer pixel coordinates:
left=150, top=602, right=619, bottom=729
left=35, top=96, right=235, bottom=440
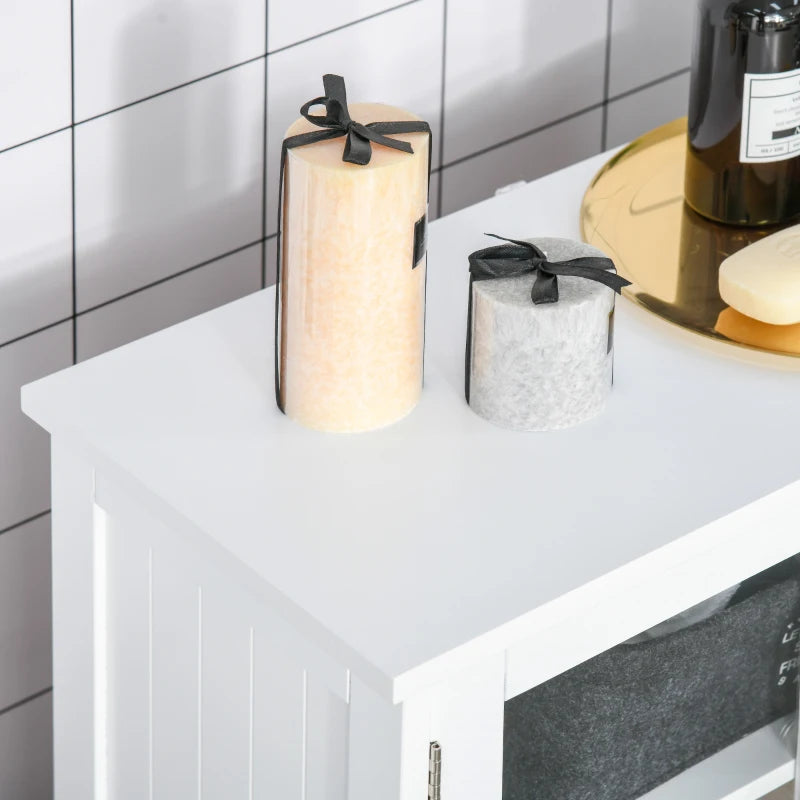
left=75, top=239, right=268, bottom=318
left=0, top=510, right=51, bottom=539
left=609, top=65, right=691, bottom=105
left=438, top=67, right=692, bottom=174
left=0, top=318, right=73, bottom=351
left=267, top=0, right=422, bottom=55
left=0, top=688, right=53, bottom=720
left=0, top=238, right=280, bottom=353
left=0, top=33, right=686, bottom=354
left=601, top=0, right=614, bottom=151
left=75, top=53, right=267, bottom=128
left=440, top=101, right=605, bottom=171
left=70, top=0, right=77, bottom=365
left=55, top=0, right=421, bottom=134
left=436, top=0, right=448, bottom=220
left=0, top=126, right=72, bottom=158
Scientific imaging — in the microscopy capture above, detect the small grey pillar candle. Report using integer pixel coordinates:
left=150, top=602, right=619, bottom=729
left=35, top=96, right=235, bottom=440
left=468, top=237, right=616, bottom=431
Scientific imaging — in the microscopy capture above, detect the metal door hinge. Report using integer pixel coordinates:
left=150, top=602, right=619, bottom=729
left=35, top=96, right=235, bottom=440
left=428, top=741, right=441, bottom=800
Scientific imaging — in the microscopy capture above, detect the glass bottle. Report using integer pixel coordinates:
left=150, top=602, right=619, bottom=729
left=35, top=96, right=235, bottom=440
left=685, top=0, right=800, bottom=226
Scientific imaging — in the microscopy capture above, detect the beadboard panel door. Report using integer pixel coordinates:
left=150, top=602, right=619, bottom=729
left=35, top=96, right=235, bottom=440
left=97, top=485, right=354, bottom=799
left=62, top=471, right=520, bottom=800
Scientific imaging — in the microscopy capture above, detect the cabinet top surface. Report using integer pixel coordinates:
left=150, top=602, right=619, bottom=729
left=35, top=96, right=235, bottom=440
left=23, top=151, right=800, bottom=691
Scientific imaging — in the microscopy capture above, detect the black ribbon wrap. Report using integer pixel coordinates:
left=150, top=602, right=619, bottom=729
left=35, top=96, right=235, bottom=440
left=468, top=234, right=630, bottom=305
left=275, top=74, right=432, bottom=412
left=465, top=235, right=630, bottom=402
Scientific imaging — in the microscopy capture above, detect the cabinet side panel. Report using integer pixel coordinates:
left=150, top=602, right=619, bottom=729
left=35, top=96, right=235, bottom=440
left=50, top=441, right=96, bottom=800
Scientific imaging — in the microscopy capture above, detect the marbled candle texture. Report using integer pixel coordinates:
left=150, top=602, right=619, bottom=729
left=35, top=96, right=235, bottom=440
left=468, top=238, right=616, bottom=432
left=280, top=103, right=429, bottom=433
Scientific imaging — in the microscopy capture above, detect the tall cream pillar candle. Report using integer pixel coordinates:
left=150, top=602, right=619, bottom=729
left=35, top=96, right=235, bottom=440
left=279, top=102, right=430, bottom=433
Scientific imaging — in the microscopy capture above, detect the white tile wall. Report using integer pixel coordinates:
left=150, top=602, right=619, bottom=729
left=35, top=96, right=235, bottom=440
left=267, top=0, right=403, bottom=52
left=608, top=0, right=695, bottom=97
left=0, top=691, right=53, bottom=800
left=265, top=0, right=444, bottom=236
left=75, top=59, right=264, bottom=311
left=440, top=108, right=603, bottom=216
left=443, top=0, right=607, bottom=165
left=606, top=70, right=691, bottom=149
left=264, top=234, right=279, bottom=288
left=77, top=242, right=262, bottom=360
left=0, top=0, right=701, bottom=794
left=0, top=517, right=52, bottom=710
left=73, top=0, right=266, bottom=121
left=0, top=132, right=72, bottom=346
left=0, top=323, right=72, bottom=532
left=429, top=171, right=442, bottom=221
left=0, top=0, right=71, bottom=151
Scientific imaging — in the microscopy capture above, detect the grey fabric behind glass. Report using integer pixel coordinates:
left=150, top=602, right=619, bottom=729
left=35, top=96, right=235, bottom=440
left=503, top=560, right=800, bottom=800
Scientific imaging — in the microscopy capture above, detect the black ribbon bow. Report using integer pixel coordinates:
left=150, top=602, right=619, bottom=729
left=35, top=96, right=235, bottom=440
left=274, top=75, right=432, bottom=411
left=284, top=74, right=430, bottom=166
left=468, top=234, right=630, bottom=305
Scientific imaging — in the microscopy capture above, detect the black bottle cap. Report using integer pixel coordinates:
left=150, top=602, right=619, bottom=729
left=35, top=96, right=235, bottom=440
left=727, top=0, right=800, bottom=31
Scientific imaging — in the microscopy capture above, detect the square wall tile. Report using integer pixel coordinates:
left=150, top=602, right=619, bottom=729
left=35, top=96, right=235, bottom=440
left=443, top=0, right=606, bottom=165
left=77, top=243, right=262, bottom=361
left=268, top=0, right=402, bottom=52
left=265, top=235, right=278, bottom=287
left=0, top=0, right=70, bottom=150
left=0, top=132, right=72, bottom=346
left=439, top=108, right=603, bottom=216
left=0, top=692, right=53, bottom=800
left=0, top=322, right=72, bottom=532
left=0, top=516, right=52, bottom=710
left=609, top=0, right=695, bottom=98
left=74, top=0, right=266, bottom=121
left=606, top=71, right=690, bottom=149
left=429, top=170, right=441, bottom=221
left=75, top=60, right=264, bottom=312
left=265, top=0, right=444, bottom=236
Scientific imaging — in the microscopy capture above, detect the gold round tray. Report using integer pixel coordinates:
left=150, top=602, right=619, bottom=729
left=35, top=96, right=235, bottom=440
left=580, top=118, right=800, bottom=360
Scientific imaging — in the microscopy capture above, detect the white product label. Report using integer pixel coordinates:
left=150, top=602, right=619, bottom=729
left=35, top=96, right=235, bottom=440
left=740, top=66, right=800, bottom=163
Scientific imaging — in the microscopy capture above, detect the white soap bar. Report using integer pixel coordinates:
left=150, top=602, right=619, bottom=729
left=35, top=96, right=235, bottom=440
left=719, top=224, right=800, bottom=325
